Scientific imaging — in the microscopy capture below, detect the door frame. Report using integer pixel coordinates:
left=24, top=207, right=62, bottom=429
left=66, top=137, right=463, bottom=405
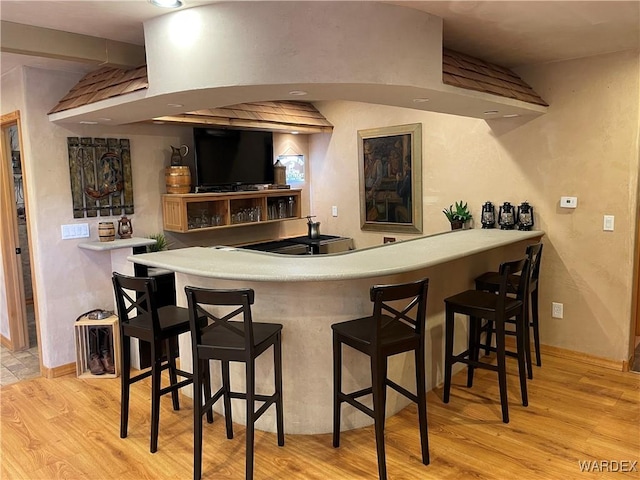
left=0, top=111, right=37, bottom=357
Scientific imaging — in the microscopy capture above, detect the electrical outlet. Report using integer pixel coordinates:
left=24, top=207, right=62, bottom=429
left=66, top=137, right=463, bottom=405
left=552, top=302, right=564, bottom=319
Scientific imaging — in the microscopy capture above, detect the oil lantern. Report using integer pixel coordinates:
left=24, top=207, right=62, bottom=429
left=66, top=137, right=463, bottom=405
left=517, top=201, right=534, bottom=231
left=118, top=215, right=133, bottom=239
left=498, top=202, right=516, bottom=230
left=481, top=201, right=496, bottom=229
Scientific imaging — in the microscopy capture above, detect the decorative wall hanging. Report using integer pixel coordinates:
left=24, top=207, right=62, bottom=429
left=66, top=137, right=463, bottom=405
left=67, top=137, right=134, bottom=218
left=358, top=123, right=422, bottom=234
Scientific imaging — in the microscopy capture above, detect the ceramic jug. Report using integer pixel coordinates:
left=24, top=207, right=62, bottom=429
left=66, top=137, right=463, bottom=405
left=170, top=144, right=189, bottom=166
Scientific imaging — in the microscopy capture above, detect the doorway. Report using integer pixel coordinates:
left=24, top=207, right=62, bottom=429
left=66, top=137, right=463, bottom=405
left=0, top=111, right=40, bottom=385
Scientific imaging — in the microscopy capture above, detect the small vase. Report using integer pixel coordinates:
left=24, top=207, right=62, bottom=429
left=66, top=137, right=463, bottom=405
left=450, top=220, right=464, bottom=230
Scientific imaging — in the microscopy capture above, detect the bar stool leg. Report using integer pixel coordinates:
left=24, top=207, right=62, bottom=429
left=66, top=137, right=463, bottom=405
left=332, top=335, right=342, bottom=448
left=494, top=319, right=509, bottom=424
left=531, top=287, right=541, bottom=366
left=166, top=339, right=180, bottom=410
left=274, top=333, right=285, bottom=446
left=193, top=358, right=204, bottom=480
left=415, top=344, right=430, bottom=465
left=120, top=335, right=131, bottom=439
left=245, top=359, right=256, bottom=480
left=515, top=313, right=529, bottom=406
left=443, top=308, right=455, bottom=403
left=221, top=360, right=233, bottom=439
left=371, top=355, right=388, bottom=480
left=467, top=317, right=479, bottom=388
left=522, top=300, right=533, bottom=380
left=202, top=361, right=214, bottom=424
left=150, top=339, right=162, bottom=452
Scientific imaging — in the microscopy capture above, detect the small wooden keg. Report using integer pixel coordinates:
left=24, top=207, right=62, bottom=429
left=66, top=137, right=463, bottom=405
left=98, top=222, right=116, bottom=242
left=165, top=166, right=191, bottom=194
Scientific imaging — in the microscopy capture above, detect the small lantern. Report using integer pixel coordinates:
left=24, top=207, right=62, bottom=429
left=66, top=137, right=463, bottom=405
left=481, top=201, right=496, bottom=229
left=273, top=159, right=286, bottom=186
left=117, top=215, right=133, bottom=239
left=498, top=202, right=516, bottom=230
left=517, top=201, right=534, bottom=231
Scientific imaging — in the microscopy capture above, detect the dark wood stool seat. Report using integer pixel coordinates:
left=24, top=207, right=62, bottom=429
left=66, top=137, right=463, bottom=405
left=185, top=286, right=284, bottom=480
left=332, top=278, right=430, bottom=480
left=112, top=272, right=195, bottom=454
left=443, top=259, right=530, bottom=424
left=475, top=243, right=543, bottom=370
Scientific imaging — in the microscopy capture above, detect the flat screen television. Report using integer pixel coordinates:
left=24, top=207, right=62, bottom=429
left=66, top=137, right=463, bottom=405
left=193, top=128, right=274, bottom=191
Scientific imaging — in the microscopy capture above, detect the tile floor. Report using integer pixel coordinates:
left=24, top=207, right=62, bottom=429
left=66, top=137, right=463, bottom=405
left=0, top=344, right=40, bottom=386
left=1, top=302, right=40, bottom=386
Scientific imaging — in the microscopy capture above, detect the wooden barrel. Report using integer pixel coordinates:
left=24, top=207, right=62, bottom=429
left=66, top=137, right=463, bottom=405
left=165, top=166, right=191, bottom=194
left=98, top=222, right=115, bottom=242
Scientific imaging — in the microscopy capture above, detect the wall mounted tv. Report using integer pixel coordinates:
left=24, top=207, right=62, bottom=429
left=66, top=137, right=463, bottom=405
left=193, top=128, right=274, bottom=191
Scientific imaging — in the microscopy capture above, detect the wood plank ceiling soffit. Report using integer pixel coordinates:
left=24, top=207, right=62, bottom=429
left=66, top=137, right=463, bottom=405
left=48, top=49, right=547, bottom=127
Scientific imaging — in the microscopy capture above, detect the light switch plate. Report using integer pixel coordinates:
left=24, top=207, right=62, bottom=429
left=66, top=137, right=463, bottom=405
left=61, top=223, right=90, bottom=239
left=332, top=206, right=338, bottom=217
left=603, top=215, right=614, bottom=231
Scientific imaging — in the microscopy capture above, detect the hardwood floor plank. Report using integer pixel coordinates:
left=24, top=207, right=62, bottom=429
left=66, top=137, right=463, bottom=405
left=2, top=355, right=639, bottom=480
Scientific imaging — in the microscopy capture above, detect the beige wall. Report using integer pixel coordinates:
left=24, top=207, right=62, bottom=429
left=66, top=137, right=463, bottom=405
left=1, top=49, right=638, bottom=370
left=310, top=50, right=639, bottom=362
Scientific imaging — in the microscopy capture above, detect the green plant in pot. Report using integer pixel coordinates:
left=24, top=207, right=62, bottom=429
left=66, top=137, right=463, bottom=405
left=443, top=201, right=473, bottom=230
left=147, top=233, right=170, bottom=253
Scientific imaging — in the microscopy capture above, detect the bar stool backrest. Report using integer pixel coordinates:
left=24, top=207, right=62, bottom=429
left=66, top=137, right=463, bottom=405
left=185, top=286, right=256, bottom=357
left=112, top=273, right=162, bottom=339
left=369, top=278, right=429, bottom=346
left=497, top=258, right=530, bottom=311
left=526, top=243, right=543, bottom=290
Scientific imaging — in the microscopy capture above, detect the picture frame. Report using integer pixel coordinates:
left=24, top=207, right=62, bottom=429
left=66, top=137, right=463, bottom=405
left=358, top=123, right=422, bottom=233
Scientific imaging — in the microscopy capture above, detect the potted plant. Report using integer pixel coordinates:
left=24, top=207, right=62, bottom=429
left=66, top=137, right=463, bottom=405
left=443, top=201, right=473, bottom=230
left=147, top=233, right=170, bottom=253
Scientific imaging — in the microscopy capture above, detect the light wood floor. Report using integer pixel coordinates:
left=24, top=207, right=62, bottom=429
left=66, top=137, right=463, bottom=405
left=2, top=354, right=639, bottom=479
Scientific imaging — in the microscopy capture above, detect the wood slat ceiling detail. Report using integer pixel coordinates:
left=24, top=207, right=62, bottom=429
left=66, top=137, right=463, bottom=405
left=48, top=49, right=547, bottom=125
left=154, top=101, right=334, bottom=134
left=443, top=49, right=548, bottom=106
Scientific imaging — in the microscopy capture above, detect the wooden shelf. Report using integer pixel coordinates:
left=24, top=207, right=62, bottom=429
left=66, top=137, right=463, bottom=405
left=162, top=189, right=302, bottom=233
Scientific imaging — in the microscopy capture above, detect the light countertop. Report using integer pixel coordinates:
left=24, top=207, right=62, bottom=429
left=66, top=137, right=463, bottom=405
left=129, top=229, right=544, bottom=282
left=79, top=237, right=156, bottom=251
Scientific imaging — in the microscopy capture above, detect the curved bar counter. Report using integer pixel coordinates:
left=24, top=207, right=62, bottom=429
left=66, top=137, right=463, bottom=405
left=130, top=229, right=543, bottom=434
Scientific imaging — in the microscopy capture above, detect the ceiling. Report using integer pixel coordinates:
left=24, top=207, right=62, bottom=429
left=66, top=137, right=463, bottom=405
left=1, top=1, right=638, bottom=77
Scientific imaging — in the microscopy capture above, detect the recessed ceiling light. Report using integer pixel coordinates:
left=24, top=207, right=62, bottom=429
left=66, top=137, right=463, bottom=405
left=167, top=103, right=184, bottom=108
left=79, top=121, right=98, bottom=125
left=98, top=118, right=112, bottom=122
left=412, top=98, right=430, bottom=103
left=503, top=114, right=520, bottom=118
left=288, top=90, right=308, bottom=96
left=291, top=131, right=299, bottom=135
left=149, top=0, right=183, bottom=8
left=483, top=110, right=499, bottom=115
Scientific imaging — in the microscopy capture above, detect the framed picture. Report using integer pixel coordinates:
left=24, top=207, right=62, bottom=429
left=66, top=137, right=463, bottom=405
left=358, top=123, right=422, bottom=233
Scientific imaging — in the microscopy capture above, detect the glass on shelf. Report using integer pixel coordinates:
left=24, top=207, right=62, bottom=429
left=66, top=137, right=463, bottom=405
left=288, top=196, right=295, bottom=217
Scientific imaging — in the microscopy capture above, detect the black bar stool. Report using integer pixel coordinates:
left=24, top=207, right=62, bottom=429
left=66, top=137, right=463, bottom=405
left=112, top=272, right=195, bottom=453
left=332, top=278, right=430, bottom=480
left=185, top=286, right=284, bottom=480
left=475, top=243, right=543, bottom=371
left=443, top=259, right=530, bottom=423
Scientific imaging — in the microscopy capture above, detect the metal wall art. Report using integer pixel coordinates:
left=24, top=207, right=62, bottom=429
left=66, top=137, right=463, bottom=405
left=67, top=137, right=134, bottom=218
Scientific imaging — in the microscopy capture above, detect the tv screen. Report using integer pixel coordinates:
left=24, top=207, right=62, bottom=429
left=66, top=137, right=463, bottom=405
left=193, top=128, right=274, bottom=189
